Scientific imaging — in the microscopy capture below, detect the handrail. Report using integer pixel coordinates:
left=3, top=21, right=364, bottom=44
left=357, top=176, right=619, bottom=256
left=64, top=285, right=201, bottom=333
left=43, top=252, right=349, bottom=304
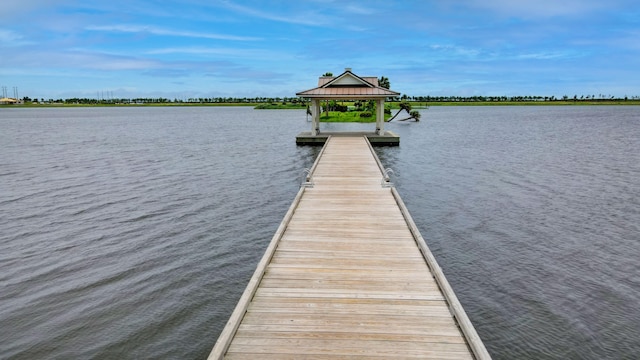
left=364, top=136, right=394, bottom=187
left=306, top=135, right=332, bottom=181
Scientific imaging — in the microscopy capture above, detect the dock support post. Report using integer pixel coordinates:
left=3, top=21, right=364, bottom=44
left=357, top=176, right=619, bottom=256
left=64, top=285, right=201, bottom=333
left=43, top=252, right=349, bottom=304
left=376, top=99, right=385, bottom=135
left=311, top=99, right=320, bottom=136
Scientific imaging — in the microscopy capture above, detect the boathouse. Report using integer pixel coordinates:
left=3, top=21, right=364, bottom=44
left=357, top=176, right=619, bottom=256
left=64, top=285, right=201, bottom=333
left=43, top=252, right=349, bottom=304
left=295, top=68, right=401, bottom=146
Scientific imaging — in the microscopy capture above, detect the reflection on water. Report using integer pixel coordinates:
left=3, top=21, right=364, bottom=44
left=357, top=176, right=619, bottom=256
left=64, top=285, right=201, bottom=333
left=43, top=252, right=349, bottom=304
left=1, top=106, right=639, bottom=359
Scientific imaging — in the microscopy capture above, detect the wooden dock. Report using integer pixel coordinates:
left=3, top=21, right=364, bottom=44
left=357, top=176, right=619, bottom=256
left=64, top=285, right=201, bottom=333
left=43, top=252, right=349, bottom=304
left=209, top=136, right=490, bottom=359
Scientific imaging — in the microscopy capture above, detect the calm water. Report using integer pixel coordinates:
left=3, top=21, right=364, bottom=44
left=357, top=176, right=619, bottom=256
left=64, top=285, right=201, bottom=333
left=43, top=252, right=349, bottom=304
left=1, top=106, right=638, bottom=359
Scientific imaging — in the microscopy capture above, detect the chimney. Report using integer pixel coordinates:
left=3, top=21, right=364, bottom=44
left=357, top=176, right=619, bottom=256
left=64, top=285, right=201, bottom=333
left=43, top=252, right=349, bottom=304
left=345, top=67, right=352, bottom=72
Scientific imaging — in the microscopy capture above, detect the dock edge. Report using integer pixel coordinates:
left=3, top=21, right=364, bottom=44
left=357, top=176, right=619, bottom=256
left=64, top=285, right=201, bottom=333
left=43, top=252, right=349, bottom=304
left=367, top=134, right=491, bottom=359
left=389, top=187, right=492, bottom=359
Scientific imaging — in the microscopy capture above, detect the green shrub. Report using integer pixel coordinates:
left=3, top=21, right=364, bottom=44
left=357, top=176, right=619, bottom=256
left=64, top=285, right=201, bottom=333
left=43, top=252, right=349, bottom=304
left=334, top=104, right=348, bottom=112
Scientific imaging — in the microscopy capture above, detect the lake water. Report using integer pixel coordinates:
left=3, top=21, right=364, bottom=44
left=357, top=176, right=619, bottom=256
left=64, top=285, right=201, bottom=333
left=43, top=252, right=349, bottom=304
left=1, top=106, right=638, bottom=359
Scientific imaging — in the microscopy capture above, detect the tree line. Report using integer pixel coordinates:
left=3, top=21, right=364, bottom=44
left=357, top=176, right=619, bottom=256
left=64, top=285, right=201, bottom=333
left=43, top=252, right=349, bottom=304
left=17, top=94, right=640, bottom=105
left=20, top=96, right=308, bottom=105
left=395, top=94, right=639, bottom=102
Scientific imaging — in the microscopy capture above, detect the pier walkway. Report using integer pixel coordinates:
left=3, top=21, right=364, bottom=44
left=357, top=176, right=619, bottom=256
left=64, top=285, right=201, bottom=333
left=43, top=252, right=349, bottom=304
left=209, top=136, right=490, bottom=359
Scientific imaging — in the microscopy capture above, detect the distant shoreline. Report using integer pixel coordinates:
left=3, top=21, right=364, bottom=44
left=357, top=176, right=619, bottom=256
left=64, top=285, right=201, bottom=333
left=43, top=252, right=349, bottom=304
left=421, top=100, right=640, bottom=106
left=2, top=100, right=640, bottom=109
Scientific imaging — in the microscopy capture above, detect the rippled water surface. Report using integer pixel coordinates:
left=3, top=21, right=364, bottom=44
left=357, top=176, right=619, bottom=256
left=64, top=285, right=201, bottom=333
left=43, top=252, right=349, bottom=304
left=1, top=106, right=639, bottom=359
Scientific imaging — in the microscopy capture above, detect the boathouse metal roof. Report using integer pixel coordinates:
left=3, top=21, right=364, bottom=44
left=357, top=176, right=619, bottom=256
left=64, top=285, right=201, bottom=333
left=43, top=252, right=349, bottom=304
left=296, top=69, right=400, bottom=99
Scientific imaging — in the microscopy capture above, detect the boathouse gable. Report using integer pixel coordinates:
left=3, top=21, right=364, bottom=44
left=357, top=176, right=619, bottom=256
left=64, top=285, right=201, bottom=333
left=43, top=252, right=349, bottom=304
left=322, top=71, right=374, bottom=87
left=297, top=69, right=398, bottom=99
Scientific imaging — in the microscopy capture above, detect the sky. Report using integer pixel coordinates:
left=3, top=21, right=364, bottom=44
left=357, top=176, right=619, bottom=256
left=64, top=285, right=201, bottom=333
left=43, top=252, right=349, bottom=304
left=1, top=0, right=639, bottom=100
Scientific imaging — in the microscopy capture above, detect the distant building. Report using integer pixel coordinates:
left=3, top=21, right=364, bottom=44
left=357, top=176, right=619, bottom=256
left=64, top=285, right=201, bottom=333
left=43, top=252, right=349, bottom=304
left=0, top=97, right=18, bottom=105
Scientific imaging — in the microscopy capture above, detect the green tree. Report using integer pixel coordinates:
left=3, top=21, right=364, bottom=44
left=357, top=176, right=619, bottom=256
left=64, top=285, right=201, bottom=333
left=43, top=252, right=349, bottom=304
left=378, top=76, right=390, bottom=89
left=387, top=101, right=412, bottom=122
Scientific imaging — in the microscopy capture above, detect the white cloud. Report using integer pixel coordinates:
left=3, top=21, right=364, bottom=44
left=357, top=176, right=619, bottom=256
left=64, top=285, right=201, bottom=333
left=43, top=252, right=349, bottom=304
left=0, top=29, right=36, bottom=46
left=462, top=0, right=610, bottom=18
left=516, top=52, right=570, bottom=60
left=342, top=4, right=376, bottom=15
left=217, top=1, right=327, bottom=26
left=0, top=0, right=67, bottom=20
left=86, top=24, right=260, bottom=41
left=145, top=46, right=282, bottom=60
left=0, top=29, right=22, bottom=42
left=430, top=44, right=481, bottom=58
left=3, top=48, right=160, bottom=71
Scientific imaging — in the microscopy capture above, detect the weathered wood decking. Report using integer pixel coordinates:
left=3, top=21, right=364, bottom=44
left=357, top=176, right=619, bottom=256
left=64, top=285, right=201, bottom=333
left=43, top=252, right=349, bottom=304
left=209, top=136, right=490, bottom=359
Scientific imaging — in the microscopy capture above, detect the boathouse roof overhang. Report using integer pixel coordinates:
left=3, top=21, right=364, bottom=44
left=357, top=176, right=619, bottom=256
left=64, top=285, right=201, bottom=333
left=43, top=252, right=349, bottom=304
left=296, top=69, right=400, bottom=100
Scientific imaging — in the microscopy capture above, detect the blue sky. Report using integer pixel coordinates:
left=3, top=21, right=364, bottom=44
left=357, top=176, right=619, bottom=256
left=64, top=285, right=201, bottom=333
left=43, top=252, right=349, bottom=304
left=1, top=0, right=639, bottom=100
